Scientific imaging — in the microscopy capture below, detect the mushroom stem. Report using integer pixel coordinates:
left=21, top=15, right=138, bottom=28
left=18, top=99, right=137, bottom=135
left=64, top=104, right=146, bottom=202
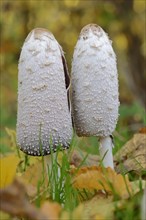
left=99, top=136, right=114, bottom=169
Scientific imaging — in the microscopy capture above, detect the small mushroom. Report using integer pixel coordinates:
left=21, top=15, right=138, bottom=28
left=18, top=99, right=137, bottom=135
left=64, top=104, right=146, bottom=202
left=16, top=28, right=73, bottom=156
left=71, top=24, right=120, bottom=169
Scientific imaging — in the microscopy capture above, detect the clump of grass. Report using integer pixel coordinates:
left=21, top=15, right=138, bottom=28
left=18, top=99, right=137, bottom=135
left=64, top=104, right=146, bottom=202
left=45, top=146, right=80, bottom=211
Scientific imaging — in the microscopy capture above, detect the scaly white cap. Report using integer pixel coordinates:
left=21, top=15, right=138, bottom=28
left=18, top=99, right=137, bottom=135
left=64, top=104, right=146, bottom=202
left=17, top=28, right=73, bottom=156
left=71, top=24, right=119, bottom=137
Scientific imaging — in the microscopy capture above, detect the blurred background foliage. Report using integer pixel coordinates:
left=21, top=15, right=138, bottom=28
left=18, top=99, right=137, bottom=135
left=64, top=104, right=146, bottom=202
left=0, top=0, right=146, bottom=153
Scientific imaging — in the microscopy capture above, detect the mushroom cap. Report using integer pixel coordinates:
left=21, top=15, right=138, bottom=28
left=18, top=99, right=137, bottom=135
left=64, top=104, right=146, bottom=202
left=71, top=24, right=119, bottom=137
left=17, top=28, right=73, bottom=156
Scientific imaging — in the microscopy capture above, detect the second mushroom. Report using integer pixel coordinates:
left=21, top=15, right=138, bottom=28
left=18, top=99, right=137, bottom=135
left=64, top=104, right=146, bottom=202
left=71, top=24, right=120, bottom=169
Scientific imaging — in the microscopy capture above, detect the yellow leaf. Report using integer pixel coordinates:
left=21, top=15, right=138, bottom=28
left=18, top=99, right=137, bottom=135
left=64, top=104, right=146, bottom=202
left=0, top=154, right=20, bottom=188
left=114, top=134, right=146, bottom=174
left=71, top=166, right=132, bottom=199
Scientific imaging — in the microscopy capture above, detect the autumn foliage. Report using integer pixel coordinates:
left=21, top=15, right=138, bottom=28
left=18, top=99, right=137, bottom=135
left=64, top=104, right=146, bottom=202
left=0, top=132, right=146, bottom=220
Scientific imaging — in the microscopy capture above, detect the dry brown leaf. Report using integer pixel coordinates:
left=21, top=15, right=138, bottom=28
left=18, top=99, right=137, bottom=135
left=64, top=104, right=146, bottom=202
left=70, top=134, right=146, bottom=177
left=114, top=134, right=146, bottom=174
left=0, top=179, right=48, bottom=220
left=71, top=166, right=132, bottom=199
left=41, top=201, right=62, bottom=220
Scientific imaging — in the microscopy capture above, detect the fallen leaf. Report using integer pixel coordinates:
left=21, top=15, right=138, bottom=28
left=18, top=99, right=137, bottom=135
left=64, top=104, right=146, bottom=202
left=41, top=201, right=62, bottom=219
left=0, top=179, right=48, bottom=220
left=71, top=166, right=132, bottom=199
left=114, top=134, right=146, bottom=175
left=0, top=154, right=20, bottom=188
left=70, top=134, right=146, bottom=177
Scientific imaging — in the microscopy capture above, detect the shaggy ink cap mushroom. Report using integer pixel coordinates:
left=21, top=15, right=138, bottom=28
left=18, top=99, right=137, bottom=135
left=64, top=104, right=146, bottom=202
left=17, top=28, right=73, bottom=156
left=71, top=24, right=120, bottom=168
